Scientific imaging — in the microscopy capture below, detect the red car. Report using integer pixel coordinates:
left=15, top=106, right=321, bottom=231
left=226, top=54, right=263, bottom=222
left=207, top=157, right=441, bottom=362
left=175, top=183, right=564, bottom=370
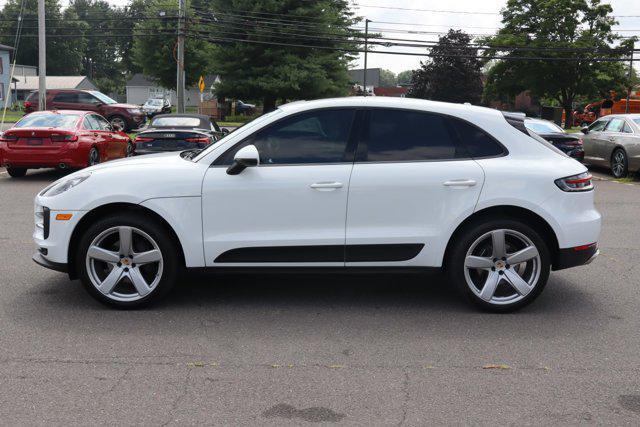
left=23, top=89, right=147, bottom=132
left=0, top=110, right=133, bottom=178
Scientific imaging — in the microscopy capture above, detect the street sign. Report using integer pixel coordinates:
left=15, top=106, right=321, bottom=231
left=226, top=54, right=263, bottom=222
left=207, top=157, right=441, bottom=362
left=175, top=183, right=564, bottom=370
left=198, top=76, right=205, bottom=93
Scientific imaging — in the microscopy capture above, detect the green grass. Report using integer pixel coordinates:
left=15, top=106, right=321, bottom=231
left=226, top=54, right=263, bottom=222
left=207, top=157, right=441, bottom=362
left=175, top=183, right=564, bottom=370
left=613, top=175, right=640, bottom=184
left=0, top=110, right=25, bottom=123
left=218, top=122, right=243, bottom=127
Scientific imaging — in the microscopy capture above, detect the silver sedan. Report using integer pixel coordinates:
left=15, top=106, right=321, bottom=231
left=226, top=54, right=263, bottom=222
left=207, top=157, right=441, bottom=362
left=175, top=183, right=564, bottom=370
left=581, top=114, right=640, bottom=178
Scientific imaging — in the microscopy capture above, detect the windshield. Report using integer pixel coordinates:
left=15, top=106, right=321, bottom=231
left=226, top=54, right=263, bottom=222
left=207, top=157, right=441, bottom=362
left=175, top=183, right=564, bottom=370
left=146, top=99, right=164, bottom=106
left=525, top=120, right=564, bottom=134
left=14, top=113, right=80, bottom=129
left=192, top=109, right=283, bottom=162
left=89, top=91, right=117, bottom=104
left=152, top=117, right=201, bottom=127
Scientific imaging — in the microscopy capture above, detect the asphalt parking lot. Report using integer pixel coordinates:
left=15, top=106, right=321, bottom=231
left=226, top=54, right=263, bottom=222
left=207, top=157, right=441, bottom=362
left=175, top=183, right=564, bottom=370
left=0, top=166, right=639, bottom=425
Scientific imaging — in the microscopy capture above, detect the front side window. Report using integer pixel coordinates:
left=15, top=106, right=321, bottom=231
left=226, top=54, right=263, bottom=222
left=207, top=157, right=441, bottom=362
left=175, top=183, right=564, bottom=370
left=93, top=115, right=112, bottom=131
left=83, top=115, right=99, bottom=130
left=589, top=119, right=608, bottom=132
left=357, top=109, right=463, bottom=162
left=77, top=92, right=100, bottom=104
left=217, top=109, right=355, bottom=165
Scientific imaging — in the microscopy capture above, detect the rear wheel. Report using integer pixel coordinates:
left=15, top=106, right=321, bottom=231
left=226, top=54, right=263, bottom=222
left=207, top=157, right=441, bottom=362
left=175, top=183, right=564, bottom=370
left=88, top=147, right=100, bottom=166
left=6, top=167, right=27, bottom=178
left=76, top=213, right=179, bottom=308
left=447, top=218, right=550, bottom=312
left=611, top=148, right=628, bottom=178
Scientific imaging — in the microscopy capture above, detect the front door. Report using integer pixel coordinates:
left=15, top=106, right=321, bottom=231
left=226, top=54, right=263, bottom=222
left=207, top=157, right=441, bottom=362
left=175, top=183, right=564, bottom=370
left=201, top=108, right=358, bottom=266
left=345, top=109, right=487, bottom=267
left=583, top=118, right=610, bottom=165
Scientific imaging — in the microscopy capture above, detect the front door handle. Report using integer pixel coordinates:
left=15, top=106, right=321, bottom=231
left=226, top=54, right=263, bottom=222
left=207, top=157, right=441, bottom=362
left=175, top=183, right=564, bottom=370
left=310, top=182, right=343, bottom=191
left=443, top=179, right=477, bottom=187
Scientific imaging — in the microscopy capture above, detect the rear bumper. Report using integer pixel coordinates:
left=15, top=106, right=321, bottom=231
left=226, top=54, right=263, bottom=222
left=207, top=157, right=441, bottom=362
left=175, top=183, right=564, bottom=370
left=0, top=147, right=86, bottom=169
left=553, top=243, right=599, bottom=271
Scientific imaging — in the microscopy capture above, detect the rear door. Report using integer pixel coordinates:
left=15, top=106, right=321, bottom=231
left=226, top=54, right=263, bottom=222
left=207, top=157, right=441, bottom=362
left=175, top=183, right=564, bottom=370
left=345, top=109, right=487, bottom=267
left=50, top=92, right=79, bottom=110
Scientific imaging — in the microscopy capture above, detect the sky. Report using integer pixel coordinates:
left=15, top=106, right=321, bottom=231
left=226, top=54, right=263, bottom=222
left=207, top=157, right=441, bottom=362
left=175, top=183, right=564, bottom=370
left=4, top=0, right=639, bottom=75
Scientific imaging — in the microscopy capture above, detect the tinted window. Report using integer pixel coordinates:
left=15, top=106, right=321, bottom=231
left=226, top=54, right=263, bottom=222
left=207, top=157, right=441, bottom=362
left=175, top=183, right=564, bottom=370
left=15, top=113, right=80, bottom=129
left=218, top=109, right=355, bottom=165
left=589, top=119, right=608, bottom=132
left=450, top=118, right=505, bottom=158
left=53, top=92, right=78, bottom=103
left=358, top=109, right=461, bottom=162
left=77, top=92, right=99, bottom=104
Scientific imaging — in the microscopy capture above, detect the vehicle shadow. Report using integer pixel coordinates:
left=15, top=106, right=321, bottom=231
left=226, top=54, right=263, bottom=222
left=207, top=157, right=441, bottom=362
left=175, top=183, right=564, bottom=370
left=0, top=168, right=71, bottom=183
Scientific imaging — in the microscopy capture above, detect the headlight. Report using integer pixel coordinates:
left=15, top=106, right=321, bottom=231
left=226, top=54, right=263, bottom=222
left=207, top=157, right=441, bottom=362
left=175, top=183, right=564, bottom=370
left=42, top=173, right=91, bottom=197
left=127, top=108, right=141, bottom=114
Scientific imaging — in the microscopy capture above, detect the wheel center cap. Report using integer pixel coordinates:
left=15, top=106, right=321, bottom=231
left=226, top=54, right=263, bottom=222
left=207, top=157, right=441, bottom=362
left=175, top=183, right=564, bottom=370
left=495, top=260, right=506, bottom=270
left=121, top=258, right=131, bottom=266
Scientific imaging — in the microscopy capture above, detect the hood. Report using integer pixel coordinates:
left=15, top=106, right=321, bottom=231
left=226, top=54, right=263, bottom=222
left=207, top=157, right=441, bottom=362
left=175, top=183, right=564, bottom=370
left=109, top=103, right=142, bottom=110
left=85, top=151, right=181, bottom=172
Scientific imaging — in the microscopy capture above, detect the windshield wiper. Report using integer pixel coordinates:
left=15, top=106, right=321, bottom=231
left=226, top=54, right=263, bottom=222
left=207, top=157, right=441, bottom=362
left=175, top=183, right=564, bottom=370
left=180, top=148, right=203, bottom=160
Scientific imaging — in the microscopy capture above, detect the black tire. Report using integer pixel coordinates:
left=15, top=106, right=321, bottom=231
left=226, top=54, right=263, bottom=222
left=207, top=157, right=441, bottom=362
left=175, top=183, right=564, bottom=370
left=6, top=167, right=27, bottom=178
left=446, top=218, right=551, bottom=313
left=108, top=115, right=129, bottom=132
left=610, top=148, right=628, bottom=179
left=125, top=142, right=134, bottom=157
left=88, top=147, right=100, bottom=166
left=76, top=213, right=180, bottom=308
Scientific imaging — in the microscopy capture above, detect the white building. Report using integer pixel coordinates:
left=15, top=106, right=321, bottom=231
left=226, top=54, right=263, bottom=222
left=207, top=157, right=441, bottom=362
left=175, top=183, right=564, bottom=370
left=125, top=74, right=220, bottom=107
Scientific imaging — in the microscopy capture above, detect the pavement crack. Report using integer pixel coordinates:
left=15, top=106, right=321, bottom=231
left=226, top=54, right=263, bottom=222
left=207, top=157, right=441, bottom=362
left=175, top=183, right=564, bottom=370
left=107, top=364, right=132, bottom=394
left=397, top=369, right=410, bottom=427
left=161, top=369, right=192, bottom=427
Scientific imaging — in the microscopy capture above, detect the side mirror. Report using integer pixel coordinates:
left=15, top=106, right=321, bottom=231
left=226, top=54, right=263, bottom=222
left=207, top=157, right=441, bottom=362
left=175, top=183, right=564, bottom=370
left=227, top=145, right=259, bottom=175
left=112, top=123, right=123, bottom=132
left=581, top=127, right=589, bottom=134
left=221, top=127, right=231, bottom=135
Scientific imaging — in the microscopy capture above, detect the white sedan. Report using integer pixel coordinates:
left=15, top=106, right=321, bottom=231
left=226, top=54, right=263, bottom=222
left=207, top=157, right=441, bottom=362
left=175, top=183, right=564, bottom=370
left=32, top=97, right=601, bottom=311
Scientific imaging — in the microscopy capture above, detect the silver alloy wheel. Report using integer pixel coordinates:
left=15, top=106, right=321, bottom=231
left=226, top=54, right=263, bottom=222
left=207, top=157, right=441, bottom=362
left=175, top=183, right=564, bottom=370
left=110, top=116, right=126, bottom=131
left=88, top=148, right=99, bottom=166
left=463, top=229, right=541, bottom=306
left=85, top=226, right=163, bottom=302
left=612, top=150, right=626, bottom=177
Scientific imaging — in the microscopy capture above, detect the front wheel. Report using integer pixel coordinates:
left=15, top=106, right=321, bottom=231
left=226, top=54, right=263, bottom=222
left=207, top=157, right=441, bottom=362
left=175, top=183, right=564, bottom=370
left=611, top=148, right=628, bottom=179
left=88, top=147, right=100, bottom=166
left=76, top=213, right=179, bottom=308
left=6, top=167, right=27, bottom=178
left=125, top=142, right=134, bottom=157
left=447, top=219, right=550, bottom=312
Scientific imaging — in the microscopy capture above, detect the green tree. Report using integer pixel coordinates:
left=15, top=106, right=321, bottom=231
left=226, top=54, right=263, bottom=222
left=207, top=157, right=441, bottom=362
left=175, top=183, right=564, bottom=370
left=379, top=69, right=397, bottom=87
left=397, top=70, right=413, bottom=85
left=205, top=0, right=362, bottom=112
left=131, top=0, right=213, bottom=91
left=408, top=30, right=483, bottom=104
left=482, top=0, right=633, bottom=127
left=0, top=0, right=86, bottom=75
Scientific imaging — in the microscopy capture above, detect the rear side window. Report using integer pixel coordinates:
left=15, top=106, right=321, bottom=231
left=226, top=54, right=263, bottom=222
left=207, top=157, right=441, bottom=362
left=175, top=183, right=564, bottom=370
left=83, top=115, right=100, bottom=130
left=357, top=109, right=463, bottom=162
left=449, top=118, right=505, bottom=158
left=53, top=92, right=78, bottom=103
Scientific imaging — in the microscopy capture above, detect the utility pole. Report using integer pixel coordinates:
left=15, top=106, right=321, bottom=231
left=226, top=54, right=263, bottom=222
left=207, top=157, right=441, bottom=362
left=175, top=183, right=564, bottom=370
left=176, top=0, right=186, bottom=113
left=37, top=0, right=46, bottom=110
left=363, top=19, right=370, bottom=96
left=626, top=41, right=635, bottom=114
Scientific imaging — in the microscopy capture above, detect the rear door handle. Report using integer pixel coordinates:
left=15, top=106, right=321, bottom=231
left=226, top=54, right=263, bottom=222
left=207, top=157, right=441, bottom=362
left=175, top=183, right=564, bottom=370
left=443, top=179, right=477, bottom=187
left=310, top=182, right=343, bottom=190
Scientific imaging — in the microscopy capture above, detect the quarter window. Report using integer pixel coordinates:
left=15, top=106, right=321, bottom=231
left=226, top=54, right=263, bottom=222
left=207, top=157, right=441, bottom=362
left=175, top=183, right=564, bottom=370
left=83, top=115, right=100, bottom=130
left=218, top=109, right=355, bottom=165
left=357, top=109, right=463, bottom=162
left=93, top=115, right=112, bottom=131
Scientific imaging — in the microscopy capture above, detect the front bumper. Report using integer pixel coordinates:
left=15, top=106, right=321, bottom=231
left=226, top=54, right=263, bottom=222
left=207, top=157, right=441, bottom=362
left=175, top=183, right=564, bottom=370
left=553, top=243, right=599, bottom=271
left=32, top=251, right=68, bottom=273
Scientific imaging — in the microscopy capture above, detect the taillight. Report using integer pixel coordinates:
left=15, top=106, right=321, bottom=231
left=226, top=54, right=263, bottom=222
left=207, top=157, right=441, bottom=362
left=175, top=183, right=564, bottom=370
left=555, top=172, right=593, bottom=192
left=0, top=134, right=18, bottom=142
left=134, top=136, right=153, bottom=143
left=50, top=134, right=77, bottom=142
left=24, top=101, right=33, bottom=109
left=184, top=137, right=210, bottom=144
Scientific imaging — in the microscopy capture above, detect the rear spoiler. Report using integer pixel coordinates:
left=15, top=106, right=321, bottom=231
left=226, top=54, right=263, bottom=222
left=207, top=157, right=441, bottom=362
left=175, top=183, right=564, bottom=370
left=502, top=112, right=528, bottom=135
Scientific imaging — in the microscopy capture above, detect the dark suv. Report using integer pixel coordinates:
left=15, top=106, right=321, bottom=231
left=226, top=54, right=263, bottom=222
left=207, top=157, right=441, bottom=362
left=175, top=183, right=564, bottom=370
left=24, top=90, right=146, bottom=132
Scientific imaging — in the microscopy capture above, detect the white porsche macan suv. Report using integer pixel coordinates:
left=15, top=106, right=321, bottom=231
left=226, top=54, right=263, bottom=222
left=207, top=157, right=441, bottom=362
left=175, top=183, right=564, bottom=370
left=32, top=98, right=601, bottom=311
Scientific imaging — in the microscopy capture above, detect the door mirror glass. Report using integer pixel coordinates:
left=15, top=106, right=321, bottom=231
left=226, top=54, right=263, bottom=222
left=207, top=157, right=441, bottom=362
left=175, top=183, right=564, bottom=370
left=227, top=144, right=259, bottom=175
left=581, top=126, right=589, bottom=134
left=112, top=122, right=123, bottom=132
